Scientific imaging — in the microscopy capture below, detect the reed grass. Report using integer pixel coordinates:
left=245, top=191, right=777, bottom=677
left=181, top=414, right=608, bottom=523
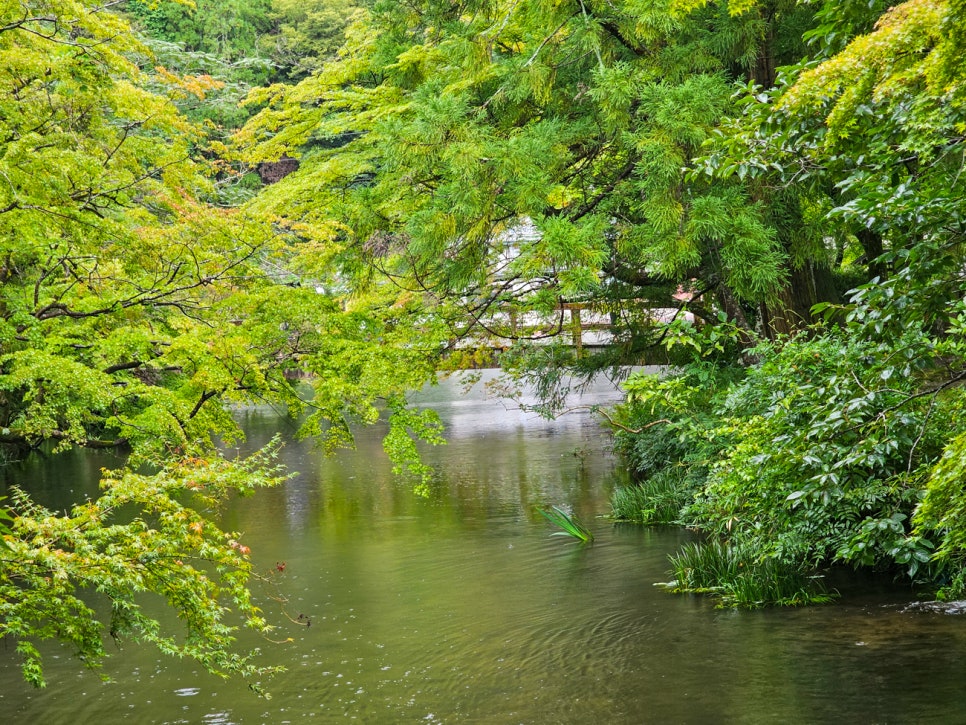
left=610, top=469, right=691, bottom=524
left=665, top=540, right=834, bottom=607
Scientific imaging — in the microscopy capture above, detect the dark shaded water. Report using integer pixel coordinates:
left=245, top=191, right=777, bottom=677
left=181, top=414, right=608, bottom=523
left=1, top=373, right=964, bottom=723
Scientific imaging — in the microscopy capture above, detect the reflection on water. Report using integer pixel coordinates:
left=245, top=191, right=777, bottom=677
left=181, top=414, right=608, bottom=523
left=1, top=372, right=963, bottom=723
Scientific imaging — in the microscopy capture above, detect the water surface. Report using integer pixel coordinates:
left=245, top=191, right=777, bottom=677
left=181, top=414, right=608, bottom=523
left=1, top=373, right=962, bottom=723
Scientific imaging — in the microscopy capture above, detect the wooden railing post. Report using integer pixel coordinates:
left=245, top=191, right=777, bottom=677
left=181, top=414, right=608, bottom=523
left=570, top=305, right=583, bottom=357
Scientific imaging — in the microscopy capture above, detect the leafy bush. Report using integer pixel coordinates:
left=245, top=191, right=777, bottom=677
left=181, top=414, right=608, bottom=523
left=610, top=321, right=966, bottom=606
left=611, top=361, right=740, bottom=476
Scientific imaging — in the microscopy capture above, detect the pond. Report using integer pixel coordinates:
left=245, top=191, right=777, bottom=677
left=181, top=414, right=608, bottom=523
left=2, top=372, right=965, bottom=723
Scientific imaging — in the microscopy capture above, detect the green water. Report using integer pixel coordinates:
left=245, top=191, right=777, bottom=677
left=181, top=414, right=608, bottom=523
left=1, top=375, right=964, bottom=723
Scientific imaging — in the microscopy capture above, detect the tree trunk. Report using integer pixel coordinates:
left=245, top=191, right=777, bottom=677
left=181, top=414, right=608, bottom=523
left=857, top=228, right=886, bottom=280
left=763, top=262, right=840, bottom=337
left=752, top=8, right=777, bottom=88
left=716, top=282, right=756, bottom=348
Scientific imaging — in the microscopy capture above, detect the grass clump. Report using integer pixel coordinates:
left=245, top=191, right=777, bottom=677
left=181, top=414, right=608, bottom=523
left=665, top=540, right=835, bottom=607
left=611, top=469, right=695, bottom=525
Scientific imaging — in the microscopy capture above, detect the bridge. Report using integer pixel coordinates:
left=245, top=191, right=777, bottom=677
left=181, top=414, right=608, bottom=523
left=454, top=301, right=693, bottom=362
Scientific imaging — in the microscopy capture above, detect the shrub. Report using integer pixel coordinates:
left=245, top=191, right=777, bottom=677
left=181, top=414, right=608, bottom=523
left=611, top=324, right=966, bottom=606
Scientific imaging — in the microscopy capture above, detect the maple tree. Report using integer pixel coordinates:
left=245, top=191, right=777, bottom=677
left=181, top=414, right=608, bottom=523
left=0, top=0, right=442, bottom=686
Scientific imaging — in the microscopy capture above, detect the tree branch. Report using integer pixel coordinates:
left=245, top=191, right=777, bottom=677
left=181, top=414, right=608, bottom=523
left=593, top=406, right=670, bottom=434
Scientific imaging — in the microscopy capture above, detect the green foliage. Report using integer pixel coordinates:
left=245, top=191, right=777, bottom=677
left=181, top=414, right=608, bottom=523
left=613, top=319, right=965, bottom=604
left=665, top=539, right=833, bottom=607
left=1, top=443, right=289, bottom=687
left=382, top=398, right=446, bottom=493
left=234, top=0, right=831, bottom=385
left=538, top=505, right=594, bottom=543
left=613, top=360, right=740, bottom=474
left=126, top=0, right=276, bottom=71
left=270, top=0, right=362, bottom=80
left=0, top=0, right=447, bottom=470
left=0, top=0, right=448, bottom=688
left=610, top=470, right=694, bottom=525
left=687, top=331, right=940, bottom=563
left=608, top=357, right=735, bottom=525
left=605, top=0, right=966, bottom=607
left=801, top=0, right=893, bottom=58
left=123, top=0, right=363, bottom=208
left=73, top=0, right=966, bottom=623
